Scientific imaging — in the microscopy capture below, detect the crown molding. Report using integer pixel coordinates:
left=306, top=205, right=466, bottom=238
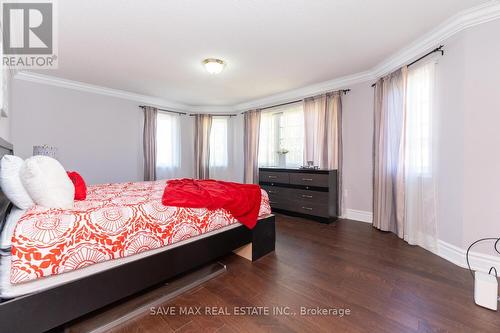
left=371, top=0, right=500, bottom=78
left=14, top=1, right=500, bottom=113
left=14, top=71, right=193, bottom=112
left=232, top=70, right=375, bottom=112
left=15, top=71, right=238, bottom=114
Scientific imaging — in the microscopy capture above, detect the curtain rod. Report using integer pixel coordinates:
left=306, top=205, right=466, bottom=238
left=371, top=45, right=444, bottom=87
left=243, top=89, right=351, bottom=113
left=140, top=88, right=352, bottom=116
left=188, top=113, right=237, bottom=117
left=139, top=105, right=187, bottom=115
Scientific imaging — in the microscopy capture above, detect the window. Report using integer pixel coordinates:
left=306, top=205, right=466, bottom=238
left=404, top=60, right=438, bottom=252
left=156, top=112, right=180, bottom=168
left=209, top=117, right=228, bottom=167
left=406, top=60, right=436, bottom=175
left=259, top=103, right=304, bottom=167
left=0, top=47, right=3, bottom=114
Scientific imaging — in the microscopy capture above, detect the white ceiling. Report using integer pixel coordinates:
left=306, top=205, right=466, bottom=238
left=35, top=0, right=488, bottom=107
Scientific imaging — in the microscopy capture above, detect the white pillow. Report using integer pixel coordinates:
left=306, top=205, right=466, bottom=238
left=0, top=155, right=35, bottom=209
left=20, top=156, right=75, bottom=209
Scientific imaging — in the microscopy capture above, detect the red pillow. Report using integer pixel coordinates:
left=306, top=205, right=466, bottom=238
left=66, top=171, right=87, bottom=200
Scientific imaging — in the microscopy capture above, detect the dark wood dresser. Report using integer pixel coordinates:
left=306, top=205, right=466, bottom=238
left=259, top=168, right=338, bottom=223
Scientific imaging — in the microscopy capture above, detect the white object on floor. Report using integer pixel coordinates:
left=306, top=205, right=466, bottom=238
left=474, top=270, right=498, bottom=311
left=20, top=155, right=74, bottom=209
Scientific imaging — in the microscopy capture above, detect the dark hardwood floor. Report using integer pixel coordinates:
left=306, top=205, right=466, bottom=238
left=98, top=214, right=499, bottom=332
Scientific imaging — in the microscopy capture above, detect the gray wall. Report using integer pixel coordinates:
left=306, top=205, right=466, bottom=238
left=11, top=79, right=144, bottom=185
left=435, top=32, right=466, bottom=249
left=461, top=19, right=500, bottom=252
left=432, top=18, right=500, bottom=253
left=10, top=79, right=245, bottom=185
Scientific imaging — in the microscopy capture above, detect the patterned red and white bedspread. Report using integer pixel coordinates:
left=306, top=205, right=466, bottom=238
left=10, top=180, right=271, bottom=284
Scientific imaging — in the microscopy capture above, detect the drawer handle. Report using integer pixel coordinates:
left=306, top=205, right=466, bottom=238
left=302, top=206, right=313, bottom=211
left=301, top=194, right=313, bottom=198
left=268, top=176, right=278, bottom=179
left=270, top=201, right=278, bottom=204
left=268, top=190, right=278, bottom=194
left=302, top=178, right=313, bottom=181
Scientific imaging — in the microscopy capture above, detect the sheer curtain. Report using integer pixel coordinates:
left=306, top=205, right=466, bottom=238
left=209, top=117, right=230, bottom=180
left=258, top=111, right=278, bottom=167
left=258, top=103, right=304, bottom=168
left=373, top=68, right=408, bottom=236
left=156, top=112, right=181, bottom=180
left=404, top=60, right=438, bottom=253
left=304, top=95, right=327, bottom=167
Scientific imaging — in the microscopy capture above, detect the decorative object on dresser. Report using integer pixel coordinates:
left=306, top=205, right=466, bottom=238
left=259, top=167, right=337, bottom=223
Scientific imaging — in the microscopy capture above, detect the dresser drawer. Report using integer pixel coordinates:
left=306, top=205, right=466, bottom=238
left=287, top=201, right=329, bottom=218
left=261, top=185, right=291, bottom=210
left=289, top=173, right=329, bottom=187
left=267, top=198, right=289, bottom=210
left=261, top=185, right=290, bottom=197
left=259, top=171, right=289, bottom=184
left=288, top=188, right=329, bottom=203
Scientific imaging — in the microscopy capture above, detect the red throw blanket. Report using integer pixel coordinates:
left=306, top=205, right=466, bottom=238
left=162, top=179, right=262, bottom=229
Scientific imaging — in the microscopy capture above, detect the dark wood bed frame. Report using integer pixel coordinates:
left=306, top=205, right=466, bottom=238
left=0, top=140, right=276, bottom=333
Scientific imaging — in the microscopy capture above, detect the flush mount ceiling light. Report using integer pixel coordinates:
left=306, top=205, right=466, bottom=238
left=202, top=58, right=225, bottom=74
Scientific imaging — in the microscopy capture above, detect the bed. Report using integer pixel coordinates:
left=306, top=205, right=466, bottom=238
left=0, top=139, right=275, bottom=333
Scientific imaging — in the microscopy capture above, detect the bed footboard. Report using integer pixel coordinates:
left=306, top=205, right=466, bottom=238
left=234, top=214, right=276, bottom=261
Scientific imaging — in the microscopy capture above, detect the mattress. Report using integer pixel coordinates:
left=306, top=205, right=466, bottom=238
left=1, top=180, right=271, bottom=297
left=0, top=222, right=243, bottom=299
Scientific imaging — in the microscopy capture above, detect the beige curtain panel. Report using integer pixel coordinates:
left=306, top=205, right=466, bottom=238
left=373, top=67, right=408, bottom=237
left=304, top=94, right=327, bottom=168
left=194, top=114, right=212, bottom=179
left=303, top=92, right=343, bottom=214
left=143, top=106, right=158, bottom=181
left=303, top=93, right=342, bottom=169
left=329, top=93, right=343, bottom=215
left=243, top=110, right=261, bottom=184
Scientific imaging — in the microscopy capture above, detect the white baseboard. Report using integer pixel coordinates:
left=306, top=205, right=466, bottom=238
left=342, top=209, right=373, bottom=223
left=341, top=210, right=500, bottom=274
left=438, top=240, right=500, bottom=275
